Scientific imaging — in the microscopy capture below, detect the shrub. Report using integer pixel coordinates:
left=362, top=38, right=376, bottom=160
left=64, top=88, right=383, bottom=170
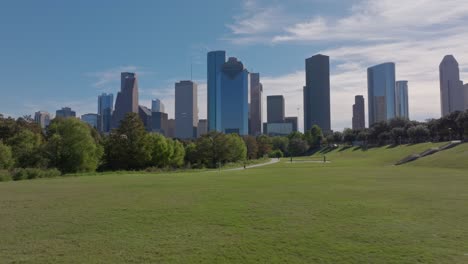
left=11, top=168, right=61, bottom=181
left=269, top=150, right=284, bottom=158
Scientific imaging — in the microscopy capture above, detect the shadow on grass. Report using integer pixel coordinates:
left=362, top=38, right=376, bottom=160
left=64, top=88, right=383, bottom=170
left=338, top=146, right=353, bottom=152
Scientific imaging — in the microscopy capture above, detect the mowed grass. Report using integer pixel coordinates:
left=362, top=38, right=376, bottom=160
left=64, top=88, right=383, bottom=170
left=1, top=144, right=468, bottom=263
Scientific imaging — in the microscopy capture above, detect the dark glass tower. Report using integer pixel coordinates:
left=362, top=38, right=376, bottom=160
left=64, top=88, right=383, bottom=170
left=207, top=51, right=226, bottom=132
left=249, top=73, right=263, bottom=136
left=98, top=93, right=113, bottom=133
left=303, top=54, right=331, bottom=132
left=352, top=95, right=365, bottom=130
left=267, top=95, right=285, bottom=123
left=112, top=72, right=138, bottom=129
left=367, top=63, right=396, bottom=126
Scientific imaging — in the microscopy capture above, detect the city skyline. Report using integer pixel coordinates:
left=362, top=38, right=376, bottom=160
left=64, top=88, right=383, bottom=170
left=1, top=1, right=468, bottom=131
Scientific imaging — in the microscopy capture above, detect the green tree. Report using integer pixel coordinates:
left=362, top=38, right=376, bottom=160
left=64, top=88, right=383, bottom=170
left=7, top=130, right=46, bottom=168
left=147, top=133, right=171, bottom=167
left=170, top=140, right=185, bottom=168
left=104, top=113, right=151, bottom=170
left=243, top=136, right=258, bottom=160
left=408, top=125, right=430, bottom=143
left=0, top=141, right=14, bottom=169
left=307, top=125, right=323, bottom=148
left=288, top=138, right=309, bottom=157
left=45, top=118, right=103, bottom=173
left=271, top=136, right=289, bottom=156
left=343, top=128, right=356, bottom=145
left=256, top=135, right=272, bottom=157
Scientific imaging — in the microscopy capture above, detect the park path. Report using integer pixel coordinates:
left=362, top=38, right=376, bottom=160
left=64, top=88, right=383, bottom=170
left=222, top=158, right=280, bottom=172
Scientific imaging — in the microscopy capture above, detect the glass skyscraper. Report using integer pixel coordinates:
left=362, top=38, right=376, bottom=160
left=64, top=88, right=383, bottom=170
left=395, top=81, right=409, bottom=119
left=303, top=54, right=331, bottom=133
left=219, top=57, right=249, bottom=135
left=112, top=72, right=138, bottom=129
left=367, top=62, right=396, bottom=126
left=249, top=73, right=263, bottom=136
left=439, top=55, right=465, bottom=116
left=98, top=93, right=113, bottom=133
left=207, top=50, right=226, bottom=132
left=175, top=81, right=198, bottom=139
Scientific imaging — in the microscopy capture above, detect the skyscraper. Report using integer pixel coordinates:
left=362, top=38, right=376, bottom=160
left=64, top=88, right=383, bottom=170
left=220, top=57, right=249, bottom=135
left=367, top=62, right=396, bottom=126
left=285, top=117, right=298, bottom=132
left=98, top=93, right=113, bottom=133
left=250, top=73, right=263, bottom=136
left=167, top=119, right=175, bottom=138
left=395, top=81, right=409, bottom=119
left=352, top=95, right=365, bottom=130
left=465, top=84, right=468, bottom=110
left=197, top=119, right=208, bottom=137
left=112, top=72, right=138, bottom=129
left=303, top=54, right=331, bottom=132
left=138, top=105, right=152, bottom=131
left=267, top=95, right=285, bottom=123
left=207, top=50, right=226, bottom=132
left=152, top=99, right=165, bottom=113
left=175, top=81, right=198, bottom=139
left=81, top=113, right=98, bottom=129
left=34, top=111, right=50, bottom=129
left=151, top=112, right=168, bottom=136
left=439, top=55, right=464, bottom=116
left=56, top=107, right=76, bottom=119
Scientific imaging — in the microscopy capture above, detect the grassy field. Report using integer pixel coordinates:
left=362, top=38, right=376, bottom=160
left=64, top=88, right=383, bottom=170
left=1, top=143, right=467, bottom=263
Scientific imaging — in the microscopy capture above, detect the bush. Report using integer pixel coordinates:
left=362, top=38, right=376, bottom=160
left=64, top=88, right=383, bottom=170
left=11, top=168, right=61, bottom=181
left=268, top=150, right=284, bottom=158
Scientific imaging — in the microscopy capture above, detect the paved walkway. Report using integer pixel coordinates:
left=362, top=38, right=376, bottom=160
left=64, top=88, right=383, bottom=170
left=222, top=158, right=280, bottom=172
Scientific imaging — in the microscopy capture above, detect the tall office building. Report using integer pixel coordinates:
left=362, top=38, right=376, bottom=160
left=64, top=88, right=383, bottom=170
left=250, top=73, right=263, bottom=136
left=197, top=119, right=208, bottom=137
left=439, top=55, right=465, bottom=116
left=112, top=72, right=138, bottom=129
left=303, top=54, right=331, bottom=132
left=81, top=114, right=98, bottom=129
left=267, top=95, right=285, bottom=123
left=167, top=119, right=175, bottom=138
left=175, top=81, right=198, bottom=139
left=367, top=62, right=396, bottom=126
left=151, top=111, right=168, bottom=135
left=207, top=50, right=226, bottom=132
left=152, top=99, right=165, bottom=113
left=34, top=111, right=50, bottom=129
left=98, top=93, right=113, bottom=133
left=138, top=105, right=152, bottom=131
left=352, top=95, right=365, bottom=130
left=56, top=107, right=76, bottom=118
left=395, top=81, right=409, bottom=119
left=220, top=57, right=249, bottom=135
left=285, top=117, right=298, bottom=132
left=465, top=84, right=468, bottom=110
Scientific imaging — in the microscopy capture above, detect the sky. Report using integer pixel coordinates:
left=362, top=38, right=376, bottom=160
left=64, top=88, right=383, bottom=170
left=1, top=0, right=467, bottom=131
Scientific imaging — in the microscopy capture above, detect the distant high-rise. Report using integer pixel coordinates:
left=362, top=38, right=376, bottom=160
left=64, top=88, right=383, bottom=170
left=34, top=111, right=50, bottom=129
left=56, top=107, right=76, bottom=119
left=304, top=54, right=331, bottom=132
left=464, top=84, right=468, bottom=110
left=167, top=119, right=175, bottom=138
left=207, top=50, right=226, bottom=132
left=175, top=81, right=198, bottom=139
left=395, top=81, right=409, bottom=119
left=151, top=112, right=168, bottom=136
left=285, top=117, right=298, bottom=132
left=197, top=119, right=208, bottom=137
left=81, top=113, right=98, bottom=129
left=267, top=95, right=285, bottom=123
left=138, top=105, right=152, bottom=131
left=439, top=55, right=464, bottom=116
left=98, top=93, right=113, bottom=133
left=220, top=57, right=249, bottom=135
left=367, top=62, right=396, bottom=126
left=152, top=99, right=165, bottom=113
left=112, top=72, right=138, bottom=129
left=250, top=73, right=263, bottom=136
left=352, top=95, right=365, bottom=130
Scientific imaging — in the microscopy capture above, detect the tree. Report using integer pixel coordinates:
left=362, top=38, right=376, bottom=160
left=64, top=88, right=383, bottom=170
left=332, top=131, right=343, bottom=144
left=243, top=136, right=258, bottom=160
left=306, top=125, right=323, bottom=148
left=45, top=118, right=103, bottom=173
left=343, top=128, right=356, bottom=145
left=456, top=110, right=468, bottom=139
left=148, top=133, right=170, bottom=167
left=0, top=141, right=14, bottom=169
left=104, top=113, right=151, bottom=170
left=257, top=135, right=272, bottom=157
left=408, top=125, right=430, bottom=143
left=288, top=138, right=309, bottom=157
left=184, top=142, right=198, bottom=167
left=271, top=136, right=289, bottom=156
left=7, top=130, right=46, bottom=168
left=170, top=140, right=185, bottom=168
left=390, top=127, right=406, bottom=145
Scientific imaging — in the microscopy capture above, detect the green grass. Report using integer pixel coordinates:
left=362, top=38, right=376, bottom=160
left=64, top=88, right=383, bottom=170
left=1, top=143, right=467, bottom=263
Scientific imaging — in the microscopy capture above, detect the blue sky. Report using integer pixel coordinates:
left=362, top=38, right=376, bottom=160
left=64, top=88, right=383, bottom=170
left=1, top=0, right=467, bottom=131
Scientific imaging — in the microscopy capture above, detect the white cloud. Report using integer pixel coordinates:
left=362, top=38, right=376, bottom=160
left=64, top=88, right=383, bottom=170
left=86, top=66, right=154, bottom=91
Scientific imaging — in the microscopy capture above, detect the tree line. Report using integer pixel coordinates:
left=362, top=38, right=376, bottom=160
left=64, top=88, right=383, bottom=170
left=1, top=110, right=467, bottom=181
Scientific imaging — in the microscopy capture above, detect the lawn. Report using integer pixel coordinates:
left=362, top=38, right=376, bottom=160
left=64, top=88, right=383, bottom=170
left=1, top=144, right=467, bottom=263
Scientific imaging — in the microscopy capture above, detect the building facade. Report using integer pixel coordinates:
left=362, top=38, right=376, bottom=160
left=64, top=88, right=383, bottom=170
left=465, top=84, right=468, bottom=110
left=250, top=73, right=263, bottom=136
left=167, top=119, right=175, bottom=138
left=151, top=99, right=165, bottom=113
left=112, top=72, right=138, bottom=129
left=207, top=50, right=226, bottom=132
left=264, top=122, right=293, bottom=136
left=352, top=95, right=365, bottom=130
left=304, top=54, right=331, bottom=133
left=151, top=112, right=168, bottom=136
left=367, top=62, right=396, bottom=126
left=395, top=81, right=409, bottom=119
left=34, top=111, right=51, bottom=129
left=267, top=95, right=285, bottom=123
left=285, top=117, right=298, bottom=132
left=439, top=55, right=465, bottom=116
left=197, top=119, right=208, bottom=137
left=219, top=57, right=249, bottom=135
left=175, top=81, right=198, bottom=139
left=138, top=105, right=152, bottom=131
left=56, top=107, right=76, bottom=119
left=81, top=113, right=98, bottom=129
left=98, top=93, right=113, bottom=133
